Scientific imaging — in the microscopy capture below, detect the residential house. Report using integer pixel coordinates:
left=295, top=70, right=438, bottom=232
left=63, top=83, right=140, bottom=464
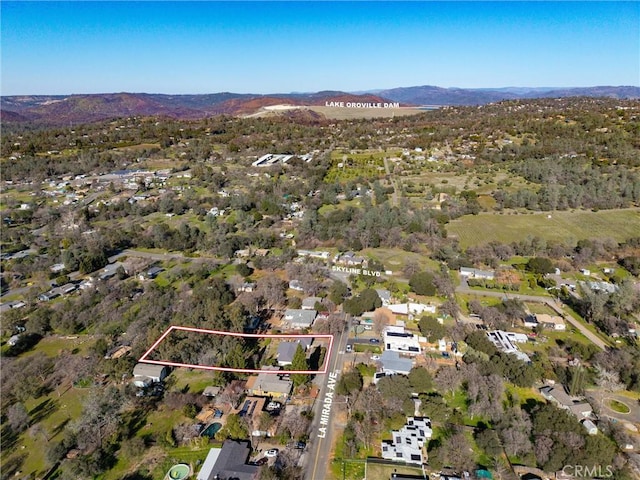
left=140, top=266, right=163, bottom=280
left=238, top=282, right=257, bottom=293
left=283, top=309, right=317, bottom=329
left=381, top=417, right=432, bottom=465
left=302, top=296, right=321, bottom=310
left=383, top=326, right=421, bottom=356
left=277, top=341, right=303, bottom=367
left=99, top=262, right=125, bottom=280
left=297, top=250, right=330, bottom=260
left=197, top=441, right=258, bottom=480
left=379, top=350, right=414, bottom=375
left=486, top=330, right=530, bottom=363
left=539, top=385, right=593, bottom=419
left=38, top=290, right=60, bottom=302
left=388, top=303, right=437, bottom=317
left=132, top=363, right=169, bottom=388
left=289, top=280, right=305, bottom=291
left=459, top=267, right=495, bottom=280
left=202, top=386, right=221, bottom=398
left=335, top=251, right=366, bottom=266
left=104, top=345, right=131, bottom=360
left=523, top=314, right=539, bottom=329
left=375, top=289, right=392, bottom=306
left=536, top=313, right=566, bottom=331
left=245, top=366, right=293, bottom=399
left=581, top=419, right=598, bottom=435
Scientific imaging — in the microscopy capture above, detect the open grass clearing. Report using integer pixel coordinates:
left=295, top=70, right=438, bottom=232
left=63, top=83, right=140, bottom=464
left=447, top=208, right=640, bottom=249
left=114, top=142, right=160, bottom=152
left=171, top=369, right=217, bottom=395
left=361, top=247, right=439, bottom=275
left=24, top=334, right=97, bottom=358
left=364, top=461, right=425, bottom=480
left=329, top=459, right=366, bottom=480
left=524, top=302, right=557, bottom=315
left=5, top=385, right=92, bottom=478
left=606, top=398, right=631, bottom=414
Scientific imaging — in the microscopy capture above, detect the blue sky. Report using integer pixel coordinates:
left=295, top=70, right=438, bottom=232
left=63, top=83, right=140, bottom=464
left=2, top=1, right=639, bottom=95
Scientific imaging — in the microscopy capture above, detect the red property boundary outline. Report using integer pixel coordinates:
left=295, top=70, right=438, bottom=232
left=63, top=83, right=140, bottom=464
left=138, top=325, right=334, bottom=375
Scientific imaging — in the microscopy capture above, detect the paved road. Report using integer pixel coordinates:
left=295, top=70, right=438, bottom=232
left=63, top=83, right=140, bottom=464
left=585, top=390, right=640, bottom=424
left=305, top=325, right=349, bottom=480
left=455, top=284, right=610, bottom=351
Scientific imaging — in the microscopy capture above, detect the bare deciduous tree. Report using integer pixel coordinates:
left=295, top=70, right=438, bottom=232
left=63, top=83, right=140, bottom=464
left=6, top=402, right=29, bottom=433
left=373, top=310, right=389, bottom=336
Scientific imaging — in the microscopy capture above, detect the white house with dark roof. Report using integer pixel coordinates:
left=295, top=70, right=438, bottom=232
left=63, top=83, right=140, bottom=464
left=486, top=330, right=530, bottom=363
left=383, top=325, right=421, bottom=356
left=381, top=416, right=432, bottom=465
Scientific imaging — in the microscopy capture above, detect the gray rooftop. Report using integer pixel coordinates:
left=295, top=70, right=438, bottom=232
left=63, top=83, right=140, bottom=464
left=252, top=367, right=293, bottom=395
left=197, top=441, right=258, bottom=480
left=277, top=342, right=300, bottom=364
left=284, top=309, right=317, bottom=327
left=132, top=363, right=167, bottom=379
left=302, top=297, right=322, bottom=309
left=380, top=350, right=414, bottom=375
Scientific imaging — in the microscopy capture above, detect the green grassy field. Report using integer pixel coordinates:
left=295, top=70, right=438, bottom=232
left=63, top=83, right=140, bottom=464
left=324, top=150, right=388, bottom=183
left=363, top=462, right=425, bottom=480
left=361, top=247, right=440, bottom=276
left=447, top=208, right=640, bottom=248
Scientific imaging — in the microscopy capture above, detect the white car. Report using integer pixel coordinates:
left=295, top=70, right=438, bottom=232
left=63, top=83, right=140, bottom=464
left=265, top=449, right=279, bottom=458
left=371, top=355, right=380, bottom=361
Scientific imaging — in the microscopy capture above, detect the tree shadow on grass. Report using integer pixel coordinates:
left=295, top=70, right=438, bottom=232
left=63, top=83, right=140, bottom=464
left=0, top=423, right=19, bottom=451
left=123, top=408, right=149, bottom=437
left=29, top=397, right=58, bottom=424
left=49, top=417, right=70, bottom=439
left=2, top=452, right=27, bottom=479
left=122, top=472, right=153, bottom=480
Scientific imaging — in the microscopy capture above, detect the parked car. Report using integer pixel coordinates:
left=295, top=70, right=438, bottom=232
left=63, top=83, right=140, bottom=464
left=295, top=441, right=306, bottom=450
left=346, top=344, right=353, bottom=352
left=265, top=449, right=279, bottom=458
left=369, top=338, right=380, bottom=344
left=371, top=355, right=380, bottom=361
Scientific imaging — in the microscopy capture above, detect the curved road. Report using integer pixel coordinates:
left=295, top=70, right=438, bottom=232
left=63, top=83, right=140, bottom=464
left=455, top=284, right=610, bottom=351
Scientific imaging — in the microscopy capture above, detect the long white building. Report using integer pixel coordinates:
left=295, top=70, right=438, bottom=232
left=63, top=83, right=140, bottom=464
left=383, top=325, right=421, bottom=356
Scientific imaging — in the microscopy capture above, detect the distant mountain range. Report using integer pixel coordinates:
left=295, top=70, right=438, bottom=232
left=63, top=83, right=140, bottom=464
left=2, top=85, right=638, bottom=125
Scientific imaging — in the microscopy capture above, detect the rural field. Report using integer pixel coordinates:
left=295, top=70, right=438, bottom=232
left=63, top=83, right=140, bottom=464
left=447, top=208, right=640, bottom=248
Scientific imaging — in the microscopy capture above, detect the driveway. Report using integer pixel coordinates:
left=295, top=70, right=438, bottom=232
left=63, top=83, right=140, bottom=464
left=585, top=390, right=640, bottom=424
left=454, top=285, right=610, bottom=351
